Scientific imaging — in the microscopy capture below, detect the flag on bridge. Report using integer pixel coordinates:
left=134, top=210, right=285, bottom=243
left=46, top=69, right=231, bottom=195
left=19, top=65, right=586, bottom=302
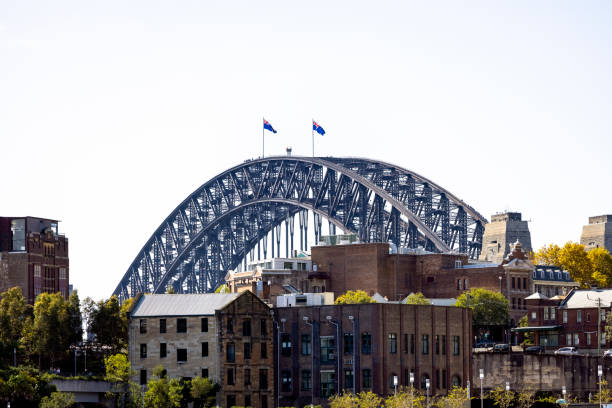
left=312, top=120, right=325, bottom=136
left=263, top=119, right=277, bottom=134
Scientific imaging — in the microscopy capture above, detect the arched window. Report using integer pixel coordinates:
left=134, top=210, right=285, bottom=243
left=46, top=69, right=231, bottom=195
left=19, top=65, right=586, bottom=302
left=451, top=375, right=461, bottom=387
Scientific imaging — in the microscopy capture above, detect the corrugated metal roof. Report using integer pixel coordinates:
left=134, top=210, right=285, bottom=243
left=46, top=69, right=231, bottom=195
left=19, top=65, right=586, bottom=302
left=131, top=293, right=241, bottom=317
left=561, top=289, right=612, bottom=309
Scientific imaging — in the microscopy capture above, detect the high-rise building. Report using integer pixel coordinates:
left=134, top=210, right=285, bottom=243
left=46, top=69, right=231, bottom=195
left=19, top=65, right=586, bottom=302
left=0, top=216, right=69, bottom=303
left=580, top=215, right=612, bottom=252
left=479, top=212, right=532, bottom=264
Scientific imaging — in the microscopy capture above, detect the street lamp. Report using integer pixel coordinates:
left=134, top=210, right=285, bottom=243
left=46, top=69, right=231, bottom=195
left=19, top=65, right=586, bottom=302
left=348, top=315, right=356, bottom=394
left=479, top=369, right=484, bottom=408
left=506, top=381, right=510, bottom=392
left=426, top=378, right=430, bottom=408
left=393, top=375, right=398, bottom=397
left=303, top=316, right=314, bottom=408
left=326, top=316, right=341, bottom=396
left=410, top=372, right=415, bottom=408
left=562, top=385, right=567, bottom=400
left=599, top=365, right=603, bottom=408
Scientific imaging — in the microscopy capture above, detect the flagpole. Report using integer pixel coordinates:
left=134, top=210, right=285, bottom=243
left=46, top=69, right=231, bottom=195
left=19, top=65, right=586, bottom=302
left=312, top=119, right=314, bottom=157
left=262, top=118, right=265, bottom=158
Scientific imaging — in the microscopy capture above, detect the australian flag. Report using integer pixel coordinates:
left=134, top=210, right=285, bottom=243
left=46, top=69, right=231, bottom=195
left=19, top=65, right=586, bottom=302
left=263, top=119, right=277, bottom=134
left=313, top=120, right=325, bottom=136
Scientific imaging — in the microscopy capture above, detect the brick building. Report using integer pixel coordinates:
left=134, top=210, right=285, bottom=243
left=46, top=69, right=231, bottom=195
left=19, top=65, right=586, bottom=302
left=128, top=291, right=274, bottom=408
left=0, top=216, right=69, bottom=303
left=275, top=303, right=472, bottom=407
left=519, top=288, right=612, bottom=350
left=532, top=265, right=579, bottom=298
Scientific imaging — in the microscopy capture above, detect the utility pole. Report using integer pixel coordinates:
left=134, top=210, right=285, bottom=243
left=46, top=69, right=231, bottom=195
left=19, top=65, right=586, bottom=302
left=598, top=297, right=602, bottom=359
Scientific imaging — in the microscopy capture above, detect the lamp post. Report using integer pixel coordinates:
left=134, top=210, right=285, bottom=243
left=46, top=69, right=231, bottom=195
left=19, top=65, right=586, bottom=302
left=467, top=380, right=470, bottom=400
left=479, top=369, right=484, bottom=408
left=426, top=378, right=430, bottom=408
left=74, top=349, right=78, bottom=377
left=304, top=316, right=314, bottom=408
left=277, top=317, right=286, bottom=408
left=326, top=316, right=341, bottom=396
left=410, top=372, right=415, bottom=408
left=348, top=315, right=356, bottom=394
left=393, top=375, right=398, bottom=397
left=562, top=385, right=566, bottom=400
left=599, top=365, right=603, bottom=408
left=506, top=381, right=510, bottom=392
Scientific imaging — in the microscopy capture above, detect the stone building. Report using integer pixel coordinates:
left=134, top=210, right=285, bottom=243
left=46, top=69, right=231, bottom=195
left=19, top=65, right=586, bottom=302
left=0, top=216, right=69, bottom=303
left=128, top=291, right=274, bottom=408
left=479, top=212, right=532, bottom=264
left=580, top=215, right=612, bottom=252
left=275, top=303, right=472, bottom=407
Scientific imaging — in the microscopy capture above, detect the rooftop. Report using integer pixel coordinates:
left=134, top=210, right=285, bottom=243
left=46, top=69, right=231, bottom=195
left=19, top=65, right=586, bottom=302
left=561, top=289, right=612, bottom=309
left=130, top=293, right=241, bottom=317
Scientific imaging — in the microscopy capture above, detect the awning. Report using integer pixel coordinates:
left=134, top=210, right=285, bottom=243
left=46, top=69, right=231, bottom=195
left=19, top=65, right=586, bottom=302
left=511, top=325, right=561, bottom=332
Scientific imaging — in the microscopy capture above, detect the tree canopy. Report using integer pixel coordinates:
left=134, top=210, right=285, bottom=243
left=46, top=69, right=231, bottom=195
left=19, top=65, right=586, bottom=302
left=404, top=293, right=431, bottom=305
left=334, top=290, right=375, bottom=305
left=84, top=295, right=132, bottom=355
left=535, top=242, right=612, bottom=287
left=456, top=288, right=509, bottom=326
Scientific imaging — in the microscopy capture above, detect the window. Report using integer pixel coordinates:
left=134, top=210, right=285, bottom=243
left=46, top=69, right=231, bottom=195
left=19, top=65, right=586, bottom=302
left=227, top=396, right=236, bottom=408
left=523, top=277, right=527, bottom=290
left=403, top=334, right=408, bottom=353
left=259, top=369, right=268, bottom=389
left=442, top=335, right=446, bottom=355
left=435, top=335, right=440, bottom=355
left=563, top=310, right=568, bottom=323
left=344, top=333, right=354, bottom=354
left=227, top=342, right=235, bottom=362
left=601, top=309, right=606, bottom=322
left=160, top=343, right=167, bottom=358
left=227, top=318, right=234, bottom=333
left=442, top=369, right=447, bottom=388
left=202, top=342, right=209, bottom=357
left=177, top=348, right=187, bottom=363
left=436, top=370, right=440, bottom=389
left=574, top=333, right=579, bottom=345
left=531, top=311, right=537, bottom=321
left=281, top=370, right=292, bottom=392
left=281, top=334, right=292, bottom=356
left=201, top=318, right=208, bottom=332
left=59, top=267, right=66, bottom=280
left=464, top=279, right=469, bottom=289
left=453, top=336, right=460, bottom=355
left=452, top=376, right=461, bottom=387
left=344, top=369, right=354, bottom=389
left=140, top=370, right=147, bottom=385
left=587, top=333, right=592, bottom=346
left=411, top=334, right=415, bottom=354
left=34, top=264, right=41, bottom=278
left=245, top=368, right=251, bottom=385
left=320, top=336, right=336, bottom=364
left=301, top=370, right=312, bottom=391
left=202, top=368, right=209, bottom=378
left=422, top=335, right=429, bottom=355
left=302, top=334, right=312, bottom=355
left=227, top=368, right=235, bottom=385
left=551, top=308, right=556, bottom=320
left=544, top=307, right=549, bottom=320
left=577, top=310, right=582, bottom=323
left=140, top=344, right=147, bottom=358
left=320, top=371, right=336, bottom=398
left=243, top=320, right=252, bottom=337
left=260, top=342, right=267, bottom=359
left=363, top=369, right=372, bottom=389
left=261, top=319, right=267, bottom=336
left=244, top=342, right=251, bottom=360
left=261, top=395, right=268, bottom=408
left=177, top=318, right=187, bottom=333
left=457, top=280, right=462, bottom=290
left=587, top=312, right=591, bottom=322
left=512, top=277, right=515, bottom=289
left=245, top=395, right=251, bottom=408
left=139, top=319, right=147, bottom=334
left=389, top=333, right=397, bottom=354
left=566, top=334, right=572, bottom=345
left=602, top=333, right=607, bottom=345
left=362, top=333, right=372, bottom=354
left=160, top=319, right=166, bottom=333
left=512, top=297, right=516, bottom=309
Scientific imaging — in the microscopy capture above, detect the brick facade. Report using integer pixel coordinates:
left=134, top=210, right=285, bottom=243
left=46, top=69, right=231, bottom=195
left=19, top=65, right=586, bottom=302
left=275, top=303, right=472, bottom=407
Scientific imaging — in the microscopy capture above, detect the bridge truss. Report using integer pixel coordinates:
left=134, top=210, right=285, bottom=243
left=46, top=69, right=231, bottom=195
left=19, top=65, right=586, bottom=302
left=112, top=157, right=487, bottom=301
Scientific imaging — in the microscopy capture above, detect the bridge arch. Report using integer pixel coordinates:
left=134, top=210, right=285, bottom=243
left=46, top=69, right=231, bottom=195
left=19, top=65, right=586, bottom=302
left=113, top=157, right=487, bottom=301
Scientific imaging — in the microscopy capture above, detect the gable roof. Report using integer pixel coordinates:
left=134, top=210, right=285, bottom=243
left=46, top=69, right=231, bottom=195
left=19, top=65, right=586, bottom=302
left=560, top=289, right=612, bottom=309
left=525, top=292, right=549, bottom=300
left=130, top=293, right=241, bottom=317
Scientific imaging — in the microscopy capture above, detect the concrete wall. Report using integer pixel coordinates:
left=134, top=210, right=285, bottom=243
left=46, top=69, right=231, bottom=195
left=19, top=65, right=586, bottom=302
left=473, top=353, right=611, bottom=396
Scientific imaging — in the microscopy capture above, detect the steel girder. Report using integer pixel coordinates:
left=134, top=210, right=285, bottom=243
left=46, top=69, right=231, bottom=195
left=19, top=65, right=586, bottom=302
left=112, top=156, right=488, bottom=302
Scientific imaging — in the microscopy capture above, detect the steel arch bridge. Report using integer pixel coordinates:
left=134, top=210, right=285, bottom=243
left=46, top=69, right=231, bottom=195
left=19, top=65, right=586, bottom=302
left=112, top=156, right=488, bottom=302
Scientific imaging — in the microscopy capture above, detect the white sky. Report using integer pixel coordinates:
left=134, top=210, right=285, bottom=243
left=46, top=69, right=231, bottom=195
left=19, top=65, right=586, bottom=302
left=2, top=1, right=611, bottom=301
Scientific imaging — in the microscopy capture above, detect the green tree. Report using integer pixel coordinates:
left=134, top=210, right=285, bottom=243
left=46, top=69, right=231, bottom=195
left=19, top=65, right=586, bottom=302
left=0, top=287, right=31, bottom=366
left=0, top=366, right=56, bottom=406
left=144, top=366, right=184, bottom=408
left=515, top=386, right=536, bottom=408
left=384, top=386, right=425, bottom=408
left=66, top=290, right=83, bottom=347
left=87, top=296, right=128, bottom=354
left=31, top=292, right=71, bottom=368
left=591, top=379, right=612, bottom=404
left=329, top=391, right=358, bottom=408
left=190, top=376, right=218, bottom=408
left=404, top=292, right=431, bottom=305
left=354, top=391, right=383, bottom=408
left=40, top=391, right=76, bottom=408
left=589, top=247, right=612, bottom=287
left=534, top=244, right=562, bottom=267
left=214, top=284, right=230, bottom=294
left=456, top=288, right=509, bottom=326
left=437, top=386, right=469, bottom=408
left=334, top=290, right=375, bottom=305
left=105, top=353, right=139, bottom=408
left=559, top=242, right=594, bottom=286
left=489, top=386, right=514, bottom=408
left=518, top=315, right=533, bottom=346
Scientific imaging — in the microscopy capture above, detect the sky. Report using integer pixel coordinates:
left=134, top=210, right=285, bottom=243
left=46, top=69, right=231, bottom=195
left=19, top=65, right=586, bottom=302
left=2, top=1, right=612, bottom=301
